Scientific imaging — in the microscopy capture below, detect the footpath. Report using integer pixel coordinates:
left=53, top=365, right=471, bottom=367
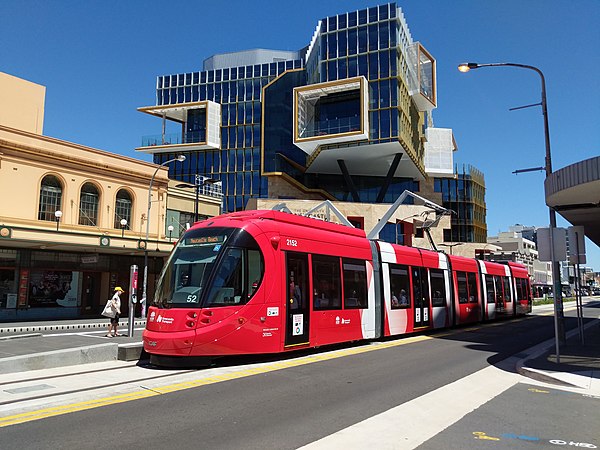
left=0, top=317, right=146, bottom=374
left=0, top=311, right=598, bottom=396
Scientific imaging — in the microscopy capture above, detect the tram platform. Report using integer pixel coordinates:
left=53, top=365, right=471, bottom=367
left=0, top=316, right=598, bottom=395
left=0, top=318, right=146, bottom=374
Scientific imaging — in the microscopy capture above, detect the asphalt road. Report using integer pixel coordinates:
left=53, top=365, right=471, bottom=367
left=0, top=307, right=597, bottom=450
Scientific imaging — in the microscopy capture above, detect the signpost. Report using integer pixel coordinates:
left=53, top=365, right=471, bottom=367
left=537, top=227, right=567, bottom=361
left=568, top=226, right=586, bottom=344
left=128, top=265, right=139, bottom=337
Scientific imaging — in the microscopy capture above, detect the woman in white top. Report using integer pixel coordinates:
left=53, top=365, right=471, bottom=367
left=105, top=286, right=124, bottom=337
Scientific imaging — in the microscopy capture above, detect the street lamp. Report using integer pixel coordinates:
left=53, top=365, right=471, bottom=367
left=54, top=210, right=63, bottom=231
left=176, top=174, right=218, bottom=222
left=458, top=61, right=565, bottom=356
left=141, top=155, right=186, bottom=318
left=167, top=224, right=174, bottom=241
left=120, top=218, right=128, bottom=237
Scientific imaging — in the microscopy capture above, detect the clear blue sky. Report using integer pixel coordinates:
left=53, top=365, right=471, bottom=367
left=2, top=0, right=599, bottom=270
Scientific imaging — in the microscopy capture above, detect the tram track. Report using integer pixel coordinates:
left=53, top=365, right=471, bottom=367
left=1, top=302, right=594, bottom=415
left=0, top=361, right=198, bottom=407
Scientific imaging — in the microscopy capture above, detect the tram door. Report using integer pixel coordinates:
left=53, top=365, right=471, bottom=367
left=285, top=252, right=310, bottom=346
left=412, top=267, right=430, bottom=328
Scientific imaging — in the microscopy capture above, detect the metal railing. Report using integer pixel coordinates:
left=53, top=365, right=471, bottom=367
left=299, top=117, right=361, bottom=139
left=141, top=131, right=207, bottom=147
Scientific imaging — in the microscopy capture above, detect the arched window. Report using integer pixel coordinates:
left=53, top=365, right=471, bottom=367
left=114, top=189, right=132, bottom=229
left=38, top=175, right=63, bottom=221
left=79, top=183, right=100, bottom=226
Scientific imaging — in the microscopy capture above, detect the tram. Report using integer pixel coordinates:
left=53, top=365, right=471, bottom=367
left=143, top=209, right=532, bottom=364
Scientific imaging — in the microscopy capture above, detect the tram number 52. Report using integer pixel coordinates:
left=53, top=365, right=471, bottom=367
left=187, top=295, right=197, bottom=303
left=286, top=239, right=298, bottom=247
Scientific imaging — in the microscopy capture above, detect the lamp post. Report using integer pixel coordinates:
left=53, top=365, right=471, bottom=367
left=54, top=210, right=63, bottom=231
left=458, top=61, right=565, bottom=357
left=120, top=218, right=128, bottom=238
left=176, top=174, right=218, bottom=222
left=141, top=155, right=186, bottom=318
left=167, top=224, right=174, bottom=241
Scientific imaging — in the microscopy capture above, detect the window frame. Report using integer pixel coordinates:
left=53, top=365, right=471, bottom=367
left=389, top=263, right=411, bottom=309
left=342, top=258, right=368, bottom=309
left=78, top=182, right=100, bottom=226
left=430, top=268, right=446, bottom=307
left=312, top=254, right=342, bottom=311
left=114, top=189, right=133, bottom=229
left=38, top=175, right=63, bottom=222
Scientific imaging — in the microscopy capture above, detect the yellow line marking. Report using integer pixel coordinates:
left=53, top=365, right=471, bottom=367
left=0, top=334, right=432, bottom=427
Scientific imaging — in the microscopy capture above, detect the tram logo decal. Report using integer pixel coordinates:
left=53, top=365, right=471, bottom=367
left=335, top=316, right=350, bottom=325
left=156, top=315, right=174, bottom=324
left=149, top=311, right=156, bottom=322
left=262, top=327, right=278, bottom=337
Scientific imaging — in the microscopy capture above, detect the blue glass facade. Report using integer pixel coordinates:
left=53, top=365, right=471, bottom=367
left=147, top=2, right=431, bottom=212
left=434, top=165, right=487, bottom=243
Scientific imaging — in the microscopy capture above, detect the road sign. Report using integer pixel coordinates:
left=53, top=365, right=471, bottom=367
left=537, top=227, right=567, bottom=262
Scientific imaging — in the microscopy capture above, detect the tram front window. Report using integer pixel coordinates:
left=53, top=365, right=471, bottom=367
left=154, top=228, right=234, bottom=308
left=154, top=227, right=264, bottom=308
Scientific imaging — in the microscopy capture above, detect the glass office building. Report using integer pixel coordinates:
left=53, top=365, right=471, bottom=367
left=434, top=165, right=487, bottom=243
left=137, top=2, right=438, bottom=214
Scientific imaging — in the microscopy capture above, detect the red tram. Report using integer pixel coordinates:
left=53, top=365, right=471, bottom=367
left=143, top=210, right=532, bottom=364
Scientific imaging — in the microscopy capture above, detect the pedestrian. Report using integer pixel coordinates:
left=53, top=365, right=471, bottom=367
left=104, top=286, right=124, bottom=337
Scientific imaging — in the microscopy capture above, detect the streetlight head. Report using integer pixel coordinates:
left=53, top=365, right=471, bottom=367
left=176, top=155, right=186, bottom=162
left=167, top=225, right=174, bottom=232
left=54, top=210, right=63, bottom=219
left=458, top=62, right=479, bottom=73
left=120, top=218, right=128, bottom=227
left=175, top=182, right=196, bottom=189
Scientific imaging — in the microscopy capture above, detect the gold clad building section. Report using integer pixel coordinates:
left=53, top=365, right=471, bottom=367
left=293, top=76, right=369, bottom=154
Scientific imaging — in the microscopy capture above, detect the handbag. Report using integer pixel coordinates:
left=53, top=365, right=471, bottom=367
left=101, top=299, right=116, bottom=318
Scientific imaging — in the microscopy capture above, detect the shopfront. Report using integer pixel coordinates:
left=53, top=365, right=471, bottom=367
left=0, top=248, right=163, bottom=323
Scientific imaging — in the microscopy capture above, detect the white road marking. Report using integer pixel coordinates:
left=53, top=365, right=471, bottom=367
left=300, top=364, right=521, bottom=450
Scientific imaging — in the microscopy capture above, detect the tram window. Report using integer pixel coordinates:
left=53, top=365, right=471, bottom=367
left=287, top=252, right=308, bottom=311
left=389, top=264, right=410, bottom=309
left=516, top=278, right=527, bottom=301
left=467, top=272, right=479, bottom=303
left=343, top=258, right=367, bottom=309
left=206, top=248, right=245, bottom=306
left=430, top=269, right=446, bottom=307
left=515, top=278, right=523, bottom=301
left=457, top=272, right=468, bottom=304
left=493, top=275, right=503, bottom=304
left=503, top=277, right=512, bottom=302
left=246, top=249, right=263, bottom=298
left=312, top=254, right=341, bottom=310
left=485, top=276, right=495, bottom=304
left=164, top=241, right=223, bottom=306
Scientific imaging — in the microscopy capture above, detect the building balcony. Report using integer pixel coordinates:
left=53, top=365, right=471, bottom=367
left=136, top=100, right=221, bottom=154
left=407, top=42, right=437, bottom=112
left=293, top=76, right=369, bottom=154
